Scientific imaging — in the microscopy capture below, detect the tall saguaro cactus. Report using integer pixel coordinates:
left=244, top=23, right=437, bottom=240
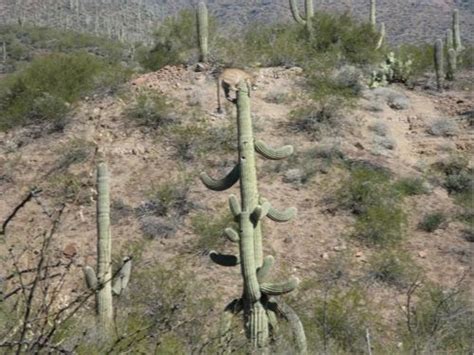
left=197, top=2, right=209, bottom=63
left=452, top=9, right=463, bottom=52
left=289, top=0, right=314, bottom=34
left=200, top=82, right=306, bottom=353
left=434, top=39, right=444, bottom=91
left=83, top=162, right=132, bottom=337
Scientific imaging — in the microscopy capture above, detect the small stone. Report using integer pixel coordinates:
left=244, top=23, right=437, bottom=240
left=63, top=243, right=78, bottom=258
left=321, top=252, right=330, bottom=260
left=354, top=142, right=365, bottom=150
left=283, top=169, right=304, bottom=184
left=418, top=250, right=427, bottom=258
left=333, top=244, right=347, bottom=252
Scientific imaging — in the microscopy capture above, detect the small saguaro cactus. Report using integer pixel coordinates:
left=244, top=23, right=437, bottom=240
left=289, top=0, right=314, bottom=34
left=200, top=81, right=306, bottom=353
left=83, top=162, right=132, bottom=337
left=434, top=39, right=444, bottom=91
left=446, top=48, right=457, bottom=81
left=452, top=9, right=464, bottom=52
left=196, top=1, right=209, bottom=63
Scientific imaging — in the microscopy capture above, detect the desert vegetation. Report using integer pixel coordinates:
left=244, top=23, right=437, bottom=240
left=0, top=0, right=472, bottom=354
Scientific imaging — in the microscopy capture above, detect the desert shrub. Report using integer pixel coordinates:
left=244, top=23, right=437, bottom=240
left=394, top=43, right=434, bottom=78
left=339, top=164, right=406, bottom=246
left=0, top=52, right=129, bottom=130
left=401, top=284, right=473, bottom=354
left=394, top=176, right=429, bottom=196
left=191, top=210, right=236, bottom=252
left=418, top=212, right=446, bottom=232
left=54, top=139, right=96, bottom=172
left=434, top=156, right=473, bottom=195
left=368, top=250, right=418, bottom=287
left=125, top=92, right=175, bottom=128
left=427, top=118, right=458, bottom=137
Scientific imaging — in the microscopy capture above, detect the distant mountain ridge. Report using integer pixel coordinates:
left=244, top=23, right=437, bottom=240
left=0, top=0, right=472, bottom=46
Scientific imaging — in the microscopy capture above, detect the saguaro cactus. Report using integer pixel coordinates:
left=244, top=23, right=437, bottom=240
left=434, top=39, right=444, bottom=91
left=370, top=0, right=376, bottom=30
left=445, top=28, right=454, bottom=50
left=83, top=162, right=132, bottom=337
left=452, top=9, right=463, bottom=52
left=375, top=22, right=385, bottom=50
left=201, top=82, right=306, bottom=353
left=197, top=2, right=209, bottom=63
left=446, top=48, right=457, bottom=81
left=289, top=0, right=314, bottom=34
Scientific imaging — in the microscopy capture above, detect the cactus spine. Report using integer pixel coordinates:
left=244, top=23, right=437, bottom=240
left=201, top=82, right=306, bottom=353
left=289, top=0, right=314, bottom=34
left=197, top=2, right=209, bottom=63
left=446, top=48, right=457, bottom=81
left=452, top=9, right=463, bottom=52
left=434, top=39, right=444, bottom=91
left=83, top=162, right=132, bottom=337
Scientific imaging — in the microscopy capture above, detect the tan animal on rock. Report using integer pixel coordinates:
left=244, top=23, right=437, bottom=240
left=217, top=68, right=257, bottom=113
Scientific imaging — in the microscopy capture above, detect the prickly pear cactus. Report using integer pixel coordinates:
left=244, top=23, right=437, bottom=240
left=83, top=162, right=132, bottom=337
left=200, top=82, right=307, bottom=353
left=197, top=1, right=209, bottom=63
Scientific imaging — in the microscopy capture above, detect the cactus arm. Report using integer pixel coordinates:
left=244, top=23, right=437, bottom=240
left=446, top=48, right=457, bottom=81
left=260, top=277, right=299, bottom=296
left=83, top=266, right=98, bottom=290
left=255, top=140, right=294, bottom=160
left=289, top=0, right=306, bottom=24
left=251, top=202, right=271, bottom=224
left=228, top=194, right=241, bottom=219
left=210, top=251, right=240, bottom=267
left=376, top=22, right=385, bottom=50
left=270, top=299, right=308, bottom=355
left=224, top=227, right=240, bottom=243
left=267, top=206, right=297, bottom=222
left=200, top=164, right=240, bottom=191
left=197, top=2, right=208, bottom=63
left=266, top=309, right=279, bottom=333
left=112, top=256, right=132, bottom=296
left=257, top=255, right=275, bottom=281
left=453, top=9, right=463, bottom=52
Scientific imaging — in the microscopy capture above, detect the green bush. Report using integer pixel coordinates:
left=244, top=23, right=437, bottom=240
left=418, top=212, right=446, bottom=232
left=401, top=284, right=473, bottom=354
left=125, top=92, right=174, bottom=128
left=368, top=250, right=418, bottom=287
left=394, top=176, right=429, bottom=196
left=394, top=43, right=434, bottom=79
left=0, top=52, right=129, bottom=130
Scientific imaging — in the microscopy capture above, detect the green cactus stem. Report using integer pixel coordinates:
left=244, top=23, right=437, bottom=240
left=452, top=9, right=463, bottom=52
left=370, top=0, right=376, bottom=30
left=251, top=202, right=271, bottom=224
left=446, top=48, right=457, bottom=81
left=446, top=28, right=454, bottom=50
left=200, top=164, right=240, bottom=191
left=83, top=266, right=98, bottom=290
left=210, top=251, right=240, bottom=266
left=434, top=39, right=444, bottom=91
left=95, top=162, right=114, bottom=334
left=255, top=140, right=294, bottom=160
left=197, top=2, right=209, bottom=63
left=267, top=205, right=297, bottom=222
left=228, top=194, right=241, bottom=219
left=289, top=0, right=314, bottom=34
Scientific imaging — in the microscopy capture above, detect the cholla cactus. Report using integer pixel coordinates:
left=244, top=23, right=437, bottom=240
left=196, top=2, right=209, bottom=63
left=434, top=39, right=444, bottom=91
left=201, top=82, right=306, bottom=353
left=83, top=162, right=132, bottom=337
left=370, top=52, right=412, bottom=88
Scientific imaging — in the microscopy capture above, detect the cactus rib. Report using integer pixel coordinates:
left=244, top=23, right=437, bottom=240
left=200, top=164, right=240, bottom=191
left=255, top=140, right=294, bottom=160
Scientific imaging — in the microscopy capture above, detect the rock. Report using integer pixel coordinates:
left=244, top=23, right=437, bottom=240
left=321, top=252, right=330, bottom=260
left=63, top=243, right=78, bottom=258
left=418, top=250, right=427, bottom=258
left=388, top=94, right=410, bottom=110
left=333, top=244, right=347, bottom=252
left=354, top=142, right=365, bottom=150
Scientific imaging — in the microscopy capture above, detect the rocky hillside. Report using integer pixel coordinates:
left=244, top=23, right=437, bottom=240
left=0, top=62, right=472, bottom=352
left=0, top=0, right=472, bottom=45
